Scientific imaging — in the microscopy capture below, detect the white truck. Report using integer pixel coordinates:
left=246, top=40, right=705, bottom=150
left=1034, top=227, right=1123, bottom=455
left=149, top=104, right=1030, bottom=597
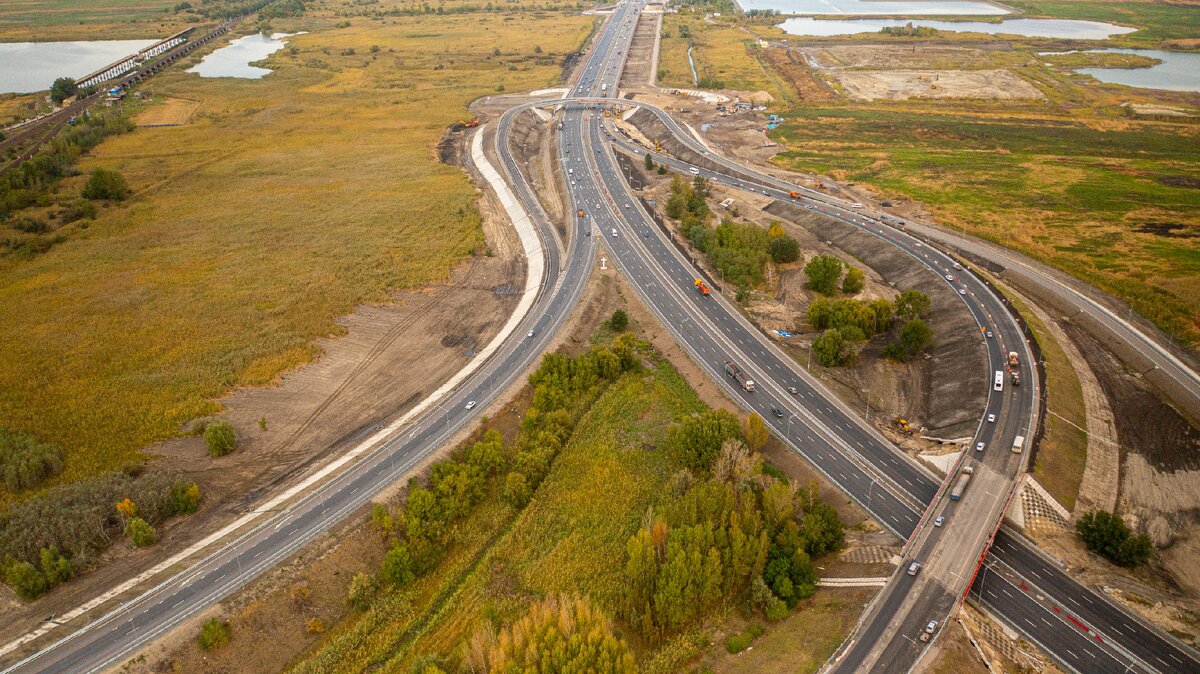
left=1011, top=435, right=1025, bottom=454
left=724, top=360, right=755, bottom=392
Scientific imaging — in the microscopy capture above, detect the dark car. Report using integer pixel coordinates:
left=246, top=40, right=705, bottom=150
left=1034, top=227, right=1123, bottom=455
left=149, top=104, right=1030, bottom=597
left=771, top=406, right=785, bottom=419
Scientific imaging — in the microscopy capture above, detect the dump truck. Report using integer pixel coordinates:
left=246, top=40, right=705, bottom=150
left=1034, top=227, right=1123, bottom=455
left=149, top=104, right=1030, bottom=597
left=1010, top=371, right=1021, bottom=387
left=577, top=209, right=584, bottom=218
left=724, top=360, right=755, bottom=392
left=789, top=191, right=801, bottom=199
left=694, top=278, right=711, bottom=296
left=1008, top=352, right=1020, bottom=368
left=949, top=465, right=974, bottom=501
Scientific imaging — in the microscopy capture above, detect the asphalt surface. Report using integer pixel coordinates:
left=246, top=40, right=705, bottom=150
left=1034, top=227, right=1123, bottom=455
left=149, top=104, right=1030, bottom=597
left=6, top=3, right=1198, bottom=673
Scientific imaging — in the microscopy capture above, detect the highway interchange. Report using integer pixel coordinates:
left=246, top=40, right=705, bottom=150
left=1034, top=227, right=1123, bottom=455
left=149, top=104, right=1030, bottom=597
left=4, top=2, right=1199, bottom=673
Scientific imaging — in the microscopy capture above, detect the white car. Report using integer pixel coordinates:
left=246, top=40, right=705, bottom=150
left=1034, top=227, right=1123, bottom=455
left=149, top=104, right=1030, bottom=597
left=465, top=401, right=477, bottom=410
left=611, top=228, right=618, bottom=237
left=986, top=330, right=993, bottom=338
left=934, top=516, right=944, bottom=527
left=959, top=288, right=967, bottom=295
left=975, top=441, right=985, bottom=452
left=987, top=414, right=996, bottom=423
left=945, top=274, right=954, bottom=281
left=527, top=330, right=535, bottom=338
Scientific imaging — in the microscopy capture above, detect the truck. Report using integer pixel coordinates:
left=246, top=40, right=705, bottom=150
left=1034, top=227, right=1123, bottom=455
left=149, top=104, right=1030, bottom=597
left=1010, top=370, right=1021, bottom=387
left=788, top=191, right=801, bottom=199
left=949, top=465, right=974, bottom=501
left=694, top=278, right=711, bottom=296
left=601, top=82, right=608, bottom=94
left=724, top=360, right=755, bottom=392
left=1011, top=435, right=1025, bottom=454
left=1008, top=352, right=1020, bottom=368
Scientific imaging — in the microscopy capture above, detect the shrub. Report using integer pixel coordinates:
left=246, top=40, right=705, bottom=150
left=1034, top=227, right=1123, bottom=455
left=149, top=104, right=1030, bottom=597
left=663, top=409, right=742, bottom=471
left=894, top=289, right=930, bottom=319
left=197, top=618, right=231, bottom=650
left=81, top=168, right=130, bottom=201
left=125, top=517, right=157, bottom=547
left=204, top=421, right=237, bottom=457
left=49, top=77, right=78, bottom=104
left=609, top=309, right=629, bottom=331
left=489, top=596, right=635, bottom=671
left=381, top=542, right=416, bottom=586
left=346, top=572, right=377, bottom=611
left=812, top=328, right=854, bottom=367
left=885, top=319, right=934, bottom=361
left=1076, top=510, right=1153, bottom=567
left=502, top=471, right=531, bottom=509
left=3, top=561, right=48, bottom=600
left=306, top=618, right=325, bottom=634
left=0, top=428, right=64, bottom=492
left=725, top=632, right=754, bottom=654
left=842, top=267, right=864, bottom=294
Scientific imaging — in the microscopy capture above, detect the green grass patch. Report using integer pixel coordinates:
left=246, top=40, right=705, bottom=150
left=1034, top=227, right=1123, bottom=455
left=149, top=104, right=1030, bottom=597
left=1003, top=1, right=1200, bottom=44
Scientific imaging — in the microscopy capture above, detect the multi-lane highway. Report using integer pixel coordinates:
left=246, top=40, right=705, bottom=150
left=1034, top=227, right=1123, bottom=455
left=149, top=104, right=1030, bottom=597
left=6, top=2, right=1198, bottom=673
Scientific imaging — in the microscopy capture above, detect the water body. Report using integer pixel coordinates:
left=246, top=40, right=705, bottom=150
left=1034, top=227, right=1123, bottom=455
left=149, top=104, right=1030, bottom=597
left=187, top=32, right=299, bottom=79
left=777, top=16, right=1137, bottom=39
left=0, top=40, right=157, bottom=94
left=1074, top=49, right=1200, bottom=93
left=740, top=0, right=1010, bottom=15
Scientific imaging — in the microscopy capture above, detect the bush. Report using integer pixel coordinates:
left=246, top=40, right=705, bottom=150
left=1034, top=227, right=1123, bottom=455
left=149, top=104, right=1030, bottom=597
left=663, top=409, right=742, bottom=472
left=842, top=267, right=864, bottom=294
left=894, top=289, right=931, bottom=319
left=125, top=517, right=157, bottom=547
left=3, top=560, right=48, bottom=600
left=49, top=77, right=78, bottom=104
left=502, top=471, right=531, bottom=509
left=489, top=596, right=635, bottom=671
left=1077, top=510, right=1153, bottom=567
left=197, top=618, right=231, bottom=650
left=346, top=572, right=377, bottom=611
left=768, top=236, right=800, bottom=264
left=725, top=632, right=754, bottom=654
left=0, top=428, right=64, bottom=492
left=812, top=329, right=855, bottom=367
left=609, top=309, right=629, bottom=331
left=81, top=168, right=130, bottom=201
left=204, top=420, right=237, bottom=457
left=305, top=617, right=325, bottom=634
left=804, top=255, right=842, bottom=294
left=381, top=542, right=416, bottom=586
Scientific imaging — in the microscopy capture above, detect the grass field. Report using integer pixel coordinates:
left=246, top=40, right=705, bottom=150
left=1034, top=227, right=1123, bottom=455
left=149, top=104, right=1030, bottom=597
left=1004, top=1, right=1200, bottom=45
left=0, top=0, right=594, bottom=503
left=659, top=12, right=791, bottom=102
left=770, top=107, right=1200, bottom=346
left=0, top=0, right=192, bottom=41
left=294, top=359, right=701, bottom=671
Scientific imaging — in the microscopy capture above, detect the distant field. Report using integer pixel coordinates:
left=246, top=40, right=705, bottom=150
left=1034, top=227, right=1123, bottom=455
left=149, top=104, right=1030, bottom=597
left=659, top=12, right=791, bottom=102
left=0, top=1, right=594, bottom=501
left=1004, top=0, right=1200, bottom=45
left=0, top=0, right=186, bottom=41
left=771, top=107, right=1200, bottom=346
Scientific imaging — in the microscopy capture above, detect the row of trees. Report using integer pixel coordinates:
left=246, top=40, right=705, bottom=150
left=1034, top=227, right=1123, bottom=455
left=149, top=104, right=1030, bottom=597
left=620, top=411, right=844, bottom=638
left=1, top=469, right=201, bottom=599
left=0, top=428, right=64, bottom=492
left=807, top=289, right=933, bottom=367
left=364, top=335, right=644, bottom=599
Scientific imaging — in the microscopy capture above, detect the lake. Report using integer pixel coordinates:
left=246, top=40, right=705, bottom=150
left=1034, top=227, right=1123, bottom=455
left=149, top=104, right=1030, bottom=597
left=1074, top=49, right=1200, bottom=93
left=777, top=17, right=1138, bottom=39
left=0, top=40, right=156, bottom=94
left=739, top=0, right=1011, bottom=15
left=187, top=32, right=298, bottom=79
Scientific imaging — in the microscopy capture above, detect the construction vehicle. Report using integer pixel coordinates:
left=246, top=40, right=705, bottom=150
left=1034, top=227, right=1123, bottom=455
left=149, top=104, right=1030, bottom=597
left=949, top=465, right=974, bottom=501
left=1010, top=370, right=1021, bottom=387
left=724, top=360, right=755, bottom=392
left=788, top=191, right=801, bottom=199
left=1007, top=352, right=1019, bottom=368
left=694, top=278, right=711, bottom=296
left=653, top=140, right=663, bottom=152
left=460, top=119, right=480, bottom=128
left=894, top=417, right=912, bottom=435
left=577, top=209, right=584, bottom=218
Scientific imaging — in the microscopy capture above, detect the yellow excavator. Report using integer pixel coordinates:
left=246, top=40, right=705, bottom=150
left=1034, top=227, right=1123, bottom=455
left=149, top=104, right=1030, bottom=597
left=894, top=417, right=913, bottom=435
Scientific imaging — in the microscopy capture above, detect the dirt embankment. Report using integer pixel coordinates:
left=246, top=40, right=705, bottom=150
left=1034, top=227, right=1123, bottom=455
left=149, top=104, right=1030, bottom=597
left=619, top=11, right=659, bottom=90
left=0, top=123, right=525, bottom=645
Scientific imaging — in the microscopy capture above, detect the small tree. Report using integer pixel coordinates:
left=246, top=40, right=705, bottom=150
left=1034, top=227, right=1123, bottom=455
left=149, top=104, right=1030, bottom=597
left=609, top=309, right=629, bottom=331
left=842, top=267, right=864, bottom=294
left=894, top=289, right=931, bottom=320
left=804, top=255, right=842, bottom=294
left=742, top=413, right=769, bottom=451
left=116, top=497, right=138, bottom=519
left=1077, top=510, right=1153, bottom=567
left=812, top=328, right=853, bottom=367
left=125, top=517, right=157, bottom=547
left=197, top=618, right=231, bottom=650
left=346, top=572, right=377, bottom=611
left=81, top=168, right=131, bottom=201
left=644, top=153, right=654, bottom=170
left=502, top=471, right=531, bottom=509
left=886, top=319, right=933, bottom=361
left=205, top=420, right=237, bottom=457
left=49, top=77, right=78, bottom=104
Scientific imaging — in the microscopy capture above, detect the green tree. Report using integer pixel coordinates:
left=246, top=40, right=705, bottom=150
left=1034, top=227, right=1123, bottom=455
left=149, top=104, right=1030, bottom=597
left=812, top=329, right=854, bottom=367
left=842, top=267, right=864, bottom=294
left=125, top=517, right=157, bottom=547
left=1077, top=510, right=1153, bottom=567
left=894, top=289, right=931, bottom=320
left=804, top=255, right=842, bottom=295
left=81, top=168, right=130, bottom=201
left=204, top=420, right=237, bottom=457
left=887, top=319, right=934, bottom=361
left=3, top=561, right=47, bottom=600
left=381, top=541, right=416, bottom=586
left=0, top=428, right=64, bottom=491
left=197, top=618, right=231, bottom=650
left=742, top=414, right=768, bottom=451
left=768, top=236, right=800, bottom=264
left=609, top=309, right=629, bottom=331
left=49, top=77, right=78, bottom=104
left=664, top=409, right=742, bottom=471
left=644, top=153, right=654, bottom=170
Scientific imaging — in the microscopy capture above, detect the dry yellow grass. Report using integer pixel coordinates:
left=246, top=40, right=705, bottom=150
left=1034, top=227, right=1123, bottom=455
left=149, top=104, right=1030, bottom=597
left=133, top=96, right=201, bottom=126
left=659, top=13, right=790, bottom=102
left=0, top=0, right=594, bottom=501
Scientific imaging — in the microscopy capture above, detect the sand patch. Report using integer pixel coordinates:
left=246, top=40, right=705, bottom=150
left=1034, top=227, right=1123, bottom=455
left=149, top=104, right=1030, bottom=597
left=831, top=70, right=1045, bottom=102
